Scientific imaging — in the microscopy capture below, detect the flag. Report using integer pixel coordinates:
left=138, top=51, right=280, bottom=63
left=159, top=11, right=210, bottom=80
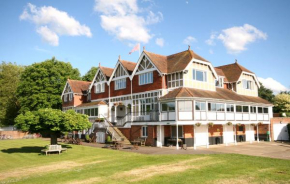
left=129, top=43, right=140, bottom=54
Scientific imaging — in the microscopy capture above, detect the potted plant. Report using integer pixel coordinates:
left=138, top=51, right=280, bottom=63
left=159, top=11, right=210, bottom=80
left=195, top=122, right=201, bottom=127
left=258, top=122, right=263, bottom=125
left=207, top=122, right=214, bottom=127
left=226, top=122, right=232, bottom=126
left=250, top=123, right=256, bottom=126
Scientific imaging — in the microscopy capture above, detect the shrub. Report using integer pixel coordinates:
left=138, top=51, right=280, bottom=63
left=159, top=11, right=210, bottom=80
left=85, top=134, right=90, bottom=142
left=106, top=135, right=111, bottom=143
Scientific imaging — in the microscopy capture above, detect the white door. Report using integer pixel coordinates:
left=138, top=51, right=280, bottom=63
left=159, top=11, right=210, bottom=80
left=195, top=125, right=208, bottom=146
left=96, top=132, right=105, bottom=143
left=274, top=124, right=289, bottom=141
left=223, top=125, right=234, bottom=144
left=245, top=125, right=254, bottom=142
left=156, top=125, right=164, bottom=147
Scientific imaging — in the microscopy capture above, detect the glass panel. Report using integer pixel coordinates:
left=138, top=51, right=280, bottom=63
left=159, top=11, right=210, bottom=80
left=263, top=108, right=268, bottom=113
left=236, top=105, right=242, bottom=112
left=200, top=102, right=206, bottom=111
left=162, top=104, right=168, bottom=111
left=208, top=103, right=216, bottom=111
left=192, top=69, right=195, bottom=80
left=168, top=102, right=175, bottom=111
left=250, top=106, right=256, bottom=113
left=94, top=108, right=98, bottom=116
left=258, top=107, right=263, bottom=113
left=243, top=106, right=249, bottom=112
left=195, top=102, right=201, bottom=110
left=196, top=71, right=203, bottom=81
left=171, top=126, right=183, bottom=138
left=178, top=101, right=192, bottom=112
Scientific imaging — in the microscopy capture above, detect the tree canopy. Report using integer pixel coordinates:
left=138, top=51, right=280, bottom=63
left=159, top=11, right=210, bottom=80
left=82, top=67, right=98, bottom=81
left=273, top=93, right=290, bottom=113
left=15, top=109, right=91, bottom=144
left=258, top=82, right=275, bottom=103
left=17, top=58, right=81, bottom=113
left=0, top=62, right=24, bottom=126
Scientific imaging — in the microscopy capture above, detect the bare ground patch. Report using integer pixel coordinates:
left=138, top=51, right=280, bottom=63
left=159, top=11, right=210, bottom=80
left=114, top=157, right=221, bottom=182
left=66, top=177, right=103, bottom=184
left=0, top=160, right=105, bottom=181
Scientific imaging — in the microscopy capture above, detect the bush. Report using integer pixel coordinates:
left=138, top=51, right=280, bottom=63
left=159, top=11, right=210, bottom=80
left=106, top=135, right=111, bottom=143
left=280, top=112, right=290, bottom=117
left=85, top=134, right=90, bottom=142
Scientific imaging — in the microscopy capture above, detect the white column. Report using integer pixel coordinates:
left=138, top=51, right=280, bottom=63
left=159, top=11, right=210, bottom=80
left=234, top=124, right=237, bottom=145
left=257, top=124, right=259, bottom=143
left=206, top=125, right=209, bottom=148
left=225, top=125, right=228, bottom=146
left=269, top=123, right=271, bottom=141
left=193, top=125, right=196, bottom=150
left=114, top=105, right=117, bottom=123
left=250, top=125, right=253, bottom=144
left=176, top=122, right=179, bottom=150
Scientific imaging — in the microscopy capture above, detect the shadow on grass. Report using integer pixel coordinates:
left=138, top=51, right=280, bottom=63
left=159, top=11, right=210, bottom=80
left=1, top=144, right=72, bottom=154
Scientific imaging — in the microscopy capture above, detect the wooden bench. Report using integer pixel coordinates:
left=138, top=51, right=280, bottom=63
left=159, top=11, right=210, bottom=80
left=41, top=145, right=67, bottom=156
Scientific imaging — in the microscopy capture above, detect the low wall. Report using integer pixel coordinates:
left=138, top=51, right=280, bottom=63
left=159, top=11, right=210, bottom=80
left=0, top=131, right=28, bottom=139
left=270, top=117, right=290, bottom=141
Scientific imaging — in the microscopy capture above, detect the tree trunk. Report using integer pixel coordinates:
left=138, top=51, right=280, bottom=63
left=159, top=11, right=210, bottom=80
left=50, top=132, right=58, bottom=145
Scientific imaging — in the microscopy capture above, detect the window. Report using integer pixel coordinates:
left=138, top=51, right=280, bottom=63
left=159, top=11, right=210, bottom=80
left=258, top=107, right=263, bottom=113
left=195, top=101, right=206, bottom=111
left=142, top=126, right=148, bottom=137
left=178, top=101, right=192, bottom=112
left=216, top=104, right=225, bottom=111
left=162, top=102, right=175, bottom=112
left=139, top=72, right=153, bottom=85
left=226, top=104, right=234, bottom=112
left=236, top=105, right=242, bottom=112
left=87, top=93, right=91, bottom=101
left=243, top=106, right=249, bottom=113
left=69, top=93, right=73, bottom=101
left=263, top=108, right=268, bottom=114
left=64, top=94, right=68, bottom=102
left=115, top=78, right=126, bottom=90
left=208, top=103, right=224, bottom=111
left=238, top=126, right=244, bottom=131
left=192, top=69, right=207, bottom=82
left=242, top=79, right=252, bottom=90
left=167, top=72, right=183, bottom=88
left=215, top=77, right=223, bottom=88
left=95, top=83, right=105, bottom=93
left=208, top=103, right=216, bottom=111
left=171, top=126, right=183, bottom=138
left=250, top=106, right=256, bottom=113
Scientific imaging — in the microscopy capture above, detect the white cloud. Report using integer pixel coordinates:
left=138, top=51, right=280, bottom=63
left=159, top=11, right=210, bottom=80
left=258, top=77, right=289, bottom=94
left=218, top=24, right=267, bottom=54
left=205, top=32, right=217, bottom=46
left=20, top=3, right=92, bottom=46
left=209, top=49, right=214, bottom=54
left=94, top=0, right=162, bottom=44
left=155, top=38, right=164, bottom=47
left=183, top=36, right=197, bottom=45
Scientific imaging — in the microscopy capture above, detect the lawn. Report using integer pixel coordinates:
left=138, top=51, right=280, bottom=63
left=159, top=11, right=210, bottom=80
left=0, top=139, right=290, bottom=184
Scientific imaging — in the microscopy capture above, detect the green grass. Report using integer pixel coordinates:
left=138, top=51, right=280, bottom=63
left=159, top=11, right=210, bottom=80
left=0, top=139, right=290, bottom=184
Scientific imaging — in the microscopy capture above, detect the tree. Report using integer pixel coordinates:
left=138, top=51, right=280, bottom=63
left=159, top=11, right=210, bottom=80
left=0, top=62, right=24, bottom=126
left=82, top=67, right=98, bottom=81
left=258, top=82, right=275, bottom=103
left=15, top=109, right=91, bottom=144
left=17, top=57, right=81, bottom=113
left=273, top=93, right=290, bottom=113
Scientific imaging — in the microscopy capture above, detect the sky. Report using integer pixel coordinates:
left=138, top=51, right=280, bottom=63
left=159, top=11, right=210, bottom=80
left=0, top=0, right=289, bottom=93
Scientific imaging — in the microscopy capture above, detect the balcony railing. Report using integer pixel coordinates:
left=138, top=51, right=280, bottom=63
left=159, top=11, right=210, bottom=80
left=194, top=111, right=269, bottom=121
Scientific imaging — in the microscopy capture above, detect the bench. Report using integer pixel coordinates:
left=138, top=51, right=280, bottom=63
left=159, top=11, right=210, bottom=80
left=41, top=145, right=67, bottom=156
left=134, top=137, right=147, bottom=146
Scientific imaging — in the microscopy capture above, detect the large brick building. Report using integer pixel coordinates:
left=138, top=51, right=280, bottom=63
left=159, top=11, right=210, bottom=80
left=61, top=47, right=273, bottom=149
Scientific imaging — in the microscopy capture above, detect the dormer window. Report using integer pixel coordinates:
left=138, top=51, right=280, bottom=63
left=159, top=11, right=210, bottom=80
left=193, top=69, right=207, bottom=82
left=215, top=77, right=223, bottom=88
left=242, top=79, right=253, bottom=90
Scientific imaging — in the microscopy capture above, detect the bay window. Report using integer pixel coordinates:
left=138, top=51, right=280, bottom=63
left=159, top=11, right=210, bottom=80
left=178, top=101, right=192, bottom=112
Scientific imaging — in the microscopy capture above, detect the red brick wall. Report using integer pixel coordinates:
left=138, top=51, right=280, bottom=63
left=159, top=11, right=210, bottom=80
left=124, top=125, right=156, bottom=146
left=164, top=125, right=171, bottom=137
left=0, top=131, right=29, bottom=139
left=118, top=128, right=131, bottom=141
left=110, top=78, right=131, bottom=97
left=132, top=71, right=163, bottom=93
left=91, top=85, right=109, bottom=100
left=62, top=94, right=86, bottom=108
left=208, top=125, right=223, bottom=137
left=184, top=125, right=193, bottom=138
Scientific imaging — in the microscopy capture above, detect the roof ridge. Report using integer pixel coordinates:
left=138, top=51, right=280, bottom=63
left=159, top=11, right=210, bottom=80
left=184, top=87, right=194, bottom=97
left=68, top=79, right=90, bottom=83
left=144, top=50, right=167, bottom=58
left=166, top=50, right=188, bottom=58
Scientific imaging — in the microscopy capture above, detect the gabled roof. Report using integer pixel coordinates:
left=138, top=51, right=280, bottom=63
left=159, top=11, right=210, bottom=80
left=99, top=66, right=114, bottom=80
left=216, top=62, right=254, bottom=82
left=67, top=79, right=91, bottom=94
left=143, top=49, right=209, bottom=74
left=160, top=87, right=271, bottom=105
left=119, top=60, right=136, bottom=74
left=214, top=67, right=228, bottom=82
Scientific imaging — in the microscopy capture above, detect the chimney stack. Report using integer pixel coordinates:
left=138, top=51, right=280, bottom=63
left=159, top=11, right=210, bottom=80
left=188, top=45, right=191, bottom=50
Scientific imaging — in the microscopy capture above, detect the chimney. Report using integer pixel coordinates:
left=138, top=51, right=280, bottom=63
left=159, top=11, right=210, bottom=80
left=143, top=46, right=145, bottom=51
left=235, top=59, right=238, bottom=63
left=118, top=55, right=121, bottom=61
left=99, top=62, right=101, bottom=67
left=188, top=45, right=191, bottom=50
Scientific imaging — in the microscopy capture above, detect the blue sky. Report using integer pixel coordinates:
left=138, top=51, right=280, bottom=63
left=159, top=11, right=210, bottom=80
left=0, top=0, right=289, bottom=93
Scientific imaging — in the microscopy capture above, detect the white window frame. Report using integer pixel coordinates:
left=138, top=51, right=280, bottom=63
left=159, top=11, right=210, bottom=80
left=178, top=101, right=192, bottom=112
left=139, top=72, right=153, bottom=85
left=69, top=93, right=73, bottom=101
left=242, top=79, right=253, bottom=90
left=195, top=101, right=206, bottom=111
left=171, top=125, right=183, bottom=138
left=141, top=126, right=148, bottom=137
left=115, top=78, right=126, bottom=90
left=192, top=69, right=207, bottom=82
left=215, top=77, right=223, bottom=88
left=226, top=104, right=234, bottom=112
left=64, top=94, right=68, bottom=102
left=95, top=83, right=105, bottom=93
